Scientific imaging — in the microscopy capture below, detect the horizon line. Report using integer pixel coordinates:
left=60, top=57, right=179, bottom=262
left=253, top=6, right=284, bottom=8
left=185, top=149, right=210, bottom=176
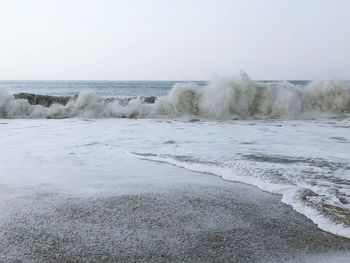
left=0, top=79, right=314, bottom=82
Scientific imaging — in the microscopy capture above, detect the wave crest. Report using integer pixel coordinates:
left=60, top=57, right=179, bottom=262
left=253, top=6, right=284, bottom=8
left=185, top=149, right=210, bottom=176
left=1, top=73, right=350, bottom=119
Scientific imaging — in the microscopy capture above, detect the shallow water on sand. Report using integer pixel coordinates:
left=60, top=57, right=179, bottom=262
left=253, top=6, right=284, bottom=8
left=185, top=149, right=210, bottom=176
left=0, top=118, right=350, bottom=239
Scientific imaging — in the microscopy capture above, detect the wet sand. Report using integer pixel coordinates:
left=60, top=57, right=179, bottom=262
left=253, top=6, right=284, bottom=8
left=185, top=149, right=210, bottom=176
left=1, top=169, right=350, bottom=263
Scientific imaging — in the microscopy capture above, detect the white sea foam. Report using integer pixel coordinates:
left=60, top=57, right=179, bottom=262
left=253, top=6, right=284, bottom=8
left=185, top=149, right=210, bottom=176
left=1, top=115, right=350, bottom=240
left=131, top=152, right=350, bottom=239
left=1, top=73, right=350, bottom=119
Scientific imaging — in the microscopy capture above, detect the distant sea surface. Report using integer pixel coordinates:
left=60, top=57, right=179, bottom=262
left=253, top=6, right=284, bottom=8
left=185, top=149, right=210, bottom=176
left=0, top=80, right=309, bottom=97
left=0, top=80, right=208, bottom=97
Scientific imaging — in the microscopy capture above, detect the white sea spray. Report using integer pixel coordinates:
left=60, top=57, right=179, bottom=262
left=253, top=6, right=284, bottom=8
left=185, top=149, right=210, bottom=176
left=1, top=73, right=350, bottom=119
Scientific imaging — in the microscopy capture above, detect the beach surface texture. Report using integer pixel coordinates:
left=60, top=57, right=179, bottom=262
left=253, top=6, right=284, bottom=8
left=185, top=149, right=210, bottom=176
left=0, top=118, right=350, bottom=262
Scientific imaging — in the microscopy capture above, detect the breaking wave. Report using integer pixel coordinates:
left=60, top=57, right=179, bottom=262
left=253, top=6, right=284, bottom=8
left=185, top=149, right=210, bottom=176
left=1, top=73, right=350, bottom=119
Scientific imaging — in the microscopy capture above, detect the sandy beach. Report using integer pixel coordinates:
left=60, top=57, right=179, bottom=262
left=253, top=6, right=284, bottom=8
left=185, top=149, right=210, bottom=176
left=0, top=119, right=350, bottom=262
left=1, top=162, right=350, bottom=263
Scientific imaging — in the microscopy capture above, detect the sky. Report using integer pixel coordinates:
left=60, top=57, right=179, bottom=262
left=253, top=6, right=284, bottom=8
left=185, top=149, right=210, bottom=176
left=0, top=0, right=349, bottom=80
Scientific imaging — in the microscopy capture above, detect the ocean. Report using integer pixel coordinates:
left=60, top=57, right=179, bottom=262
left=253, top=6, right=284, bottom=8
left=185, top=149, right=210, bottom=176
left=0, top=73, right=350, bottom=241
left=0, top=79, right=308, bottom=97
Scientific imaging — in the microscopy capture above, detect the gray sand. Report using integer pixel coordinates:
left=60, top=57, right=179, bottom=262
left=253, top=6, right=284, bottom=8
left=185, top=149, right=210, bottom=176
left=1, top=167, right=350, bottom=262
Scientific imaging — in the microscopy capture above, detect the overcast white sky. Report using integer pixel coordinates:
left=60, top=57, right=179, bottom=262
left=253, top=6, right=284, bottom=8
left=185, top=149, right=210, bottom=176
left=0, top=0, right=349, bottom=80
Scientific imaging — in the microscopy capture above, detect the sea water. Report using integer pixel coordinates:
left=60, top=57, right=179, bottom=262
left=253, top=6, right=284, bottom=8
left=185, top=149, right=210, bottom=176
left=0, top=73, right=349, bottom=238
left=0, top=80, right=207, bottom=97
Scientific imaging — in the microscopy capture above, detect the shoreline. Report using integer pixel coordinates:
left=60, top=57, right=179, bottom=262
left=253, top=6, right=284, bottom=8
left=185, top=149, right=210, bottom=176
left=1, top=118, right=350, bottom=262
left=133, top=153, right=350, bottom=240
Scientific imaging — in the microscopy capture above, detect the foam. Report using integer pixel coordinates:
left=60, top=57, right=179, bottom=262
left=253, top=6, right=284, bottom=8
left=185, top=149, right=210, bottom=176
left=130, top=152, right=350, bottom=239
left=1, top=72, right=350, bottom=119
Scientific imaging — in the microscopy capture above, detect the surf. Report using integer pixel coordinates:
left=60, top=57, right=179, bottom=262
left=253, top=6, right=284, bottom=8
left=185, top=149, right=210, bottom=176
left=1, top=72, right=349, bottom=119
